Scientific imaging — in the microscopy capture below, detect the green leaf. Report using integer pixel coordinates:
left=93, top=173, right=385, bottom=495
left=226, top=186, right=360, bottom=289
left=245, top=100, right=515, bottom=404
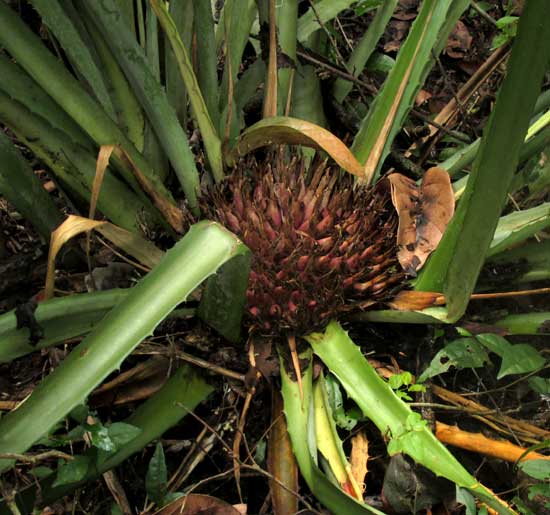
left=0, top=289, right=130, bottom=363
left=488, top=203, right=550, bottom=257
left=484, top=240, right=550, bottom=286
left=388, top=372, right=414, bottom=390
left=475, top=334, right=546, bottom=379
left=152, top=0, right=223, bottom=183
left=456, top=487, right=477, bottom=515
left=0, top=130, right=63, bottom=240
left=325, top=375, right=359, bottom=431
left=0, top=221, right=246, bottom=474
left=0, top=53, right=93, bottom=150
left=518, top=459, right=550, bottom=481
left=146, top=442, right=167, bottom=506
left=280, top=349, right=386, bottom=515
left=333, top=1, right=397, bottom=102
left=80, top=0, right=201, bottom=213
left=198, top=252, right=251, bottom=343
left=0, top=365, right=213, bottom=509
left=30, top=466, right=54, bottom=479
left=107, top=423, right=142, bottom=448
left=306, top=321, right=516, bottom=514
left=87, top=423, right=114, bottom=452
left=297, top=0, right=358, bottom=43
left=498, top=344, right=546, bottom=379
left=165, top=0, right=192, bottom=125
left=69, top=405, right=89, bottom=425
left=0, top=91, right=153, bottom=232
left=527, top=484, right=550, bottom=502
left=418, top=338, right=490, bottom=382
left=496, top=16, right=519, bottom=29
left=29, top=0, right=117, bottom=119
left=494, top=312, right=550, bottom=335
left=275, top=0, right=298, bottom=112
left=193, top=1, right=220, bottom=131
left=110, top=503, right=123, bottom=515
left=416, top=0, right=550, bottom=320
left=53, top=456, right=91, bottom=487
left=0, top=1, right=175, bottom=211
left=351, top=0, right=469, bottom=182
left=528, top=377, right=550, bottom=395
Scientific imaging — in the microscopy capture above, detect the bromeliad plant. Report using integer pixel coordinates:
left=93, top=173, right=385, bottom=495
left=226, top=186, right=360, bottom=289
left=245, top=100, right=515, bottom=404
left=0, top=0, right=549, bottom=513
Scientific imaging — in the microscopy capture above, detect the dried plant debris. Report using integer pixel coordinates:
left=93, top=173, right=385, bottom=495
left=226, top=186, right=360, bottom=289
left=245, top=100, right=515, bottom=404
left=389, top=167, right=455, bottom=275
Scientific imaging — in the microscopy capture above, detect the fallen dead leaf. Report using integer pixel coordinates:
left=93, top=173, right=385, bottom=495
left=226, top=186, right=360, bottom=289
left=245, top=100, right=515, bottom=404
left=415, top=89, right=432, bottom=106
left=386, top=290, right=441, bottom=311
left=152, top=494, right=244, bottom=515
left=445, top=20, right=472, bottom=59
left=350, top=431, right=369, bottom=500
left=389, top=168, right=454, bottom=275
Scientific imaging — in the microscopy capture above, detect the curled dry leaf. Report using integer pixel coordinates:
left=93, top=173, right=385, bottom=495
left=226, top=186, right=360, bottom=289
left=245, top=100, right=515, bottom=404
left=386, top=290, right=442, bottom=311
left=45, top=215, right=165, bottom=299
left=350, top=431, right=369, bottom=501
left=445, top=20, right=472, bottom=59
left=230, top=116, right=364, bottom=177
left=152, top=494, right=244, bottom=515
left=388, top=167, right=454, bottom=275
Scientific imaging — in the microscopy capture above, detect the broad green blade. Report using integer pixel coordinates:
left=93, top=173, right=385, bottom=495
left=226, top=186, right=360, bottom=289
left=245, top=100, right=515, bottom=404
left=165, top=0, right=193, bottom=125
left=0, top=92, right=155, bottom=232
left=415, top=0, right=550, bottom=321
left=193, top=1, right=221, bottom=131
left=280, top=349, right=386, bottom=515
left=306, top=321, right=517, bottom=514
left=297, top=0, right=358, bottom=43
left=151, top=0, right=223, bottom=183
left=198, top=253, right=251, bottom=343
left=143, top=0, right=169, bottom=183
left=81, top=16, right=145, bottom=153
left=442, top=95, right=550, bottom=177
left=353, top=307, right=448, bottom=324
left=276, top=0, right=298, bottom=112
left=0, top=290, right=129, bottom=363
left=0, top=221, right=248, bottom=473
left=494, top=312, right=550, bottom=335
left=333, top=1, right=398, bottom=103
left=219, top=0, right=257, bottom=143
left=0, top=131, right=62, bottom=240
left=482, top=240, right=550, bottom=286
left=80, top=0, right=201, bottom=212
left=0, top=1, right=174, bottom=209
left=29, top=0, right=117, bottom=119
left=351, top=0, right=469, bottom=183
left=488, top=203, right=550, bottom=257
left=0, top=289, right=194, bottom=363
left=0, top=54, right=93, bottom=150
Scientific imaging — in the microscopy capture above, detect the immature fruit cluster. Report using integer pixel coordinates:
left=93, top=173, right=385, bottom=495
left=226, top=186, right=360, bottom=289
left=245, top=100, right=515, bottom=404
left=204, top=154, right=405, bottom=335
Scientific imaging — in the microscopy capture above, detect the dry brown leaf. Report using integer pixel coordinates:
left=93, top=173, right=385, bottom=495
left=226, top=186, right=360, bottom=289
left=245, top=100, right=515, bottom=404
left=231, top=117, right=364, bottom=177
left=152, top=494, right=243, bottom=515
left=389, top=168, right=454, bottom=275
left=445, top=20, right=472, bottom=59
left=415, top=89, right=432, bottom=106
left=90, top=145, right=115, bottom=221
left=45, top=215, right=165, bottom=299
left=386, top=290, right=442, bottom=311
left=350, top=431, right=369, bottom=500
left=267, top=391, right=299, bottom=515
